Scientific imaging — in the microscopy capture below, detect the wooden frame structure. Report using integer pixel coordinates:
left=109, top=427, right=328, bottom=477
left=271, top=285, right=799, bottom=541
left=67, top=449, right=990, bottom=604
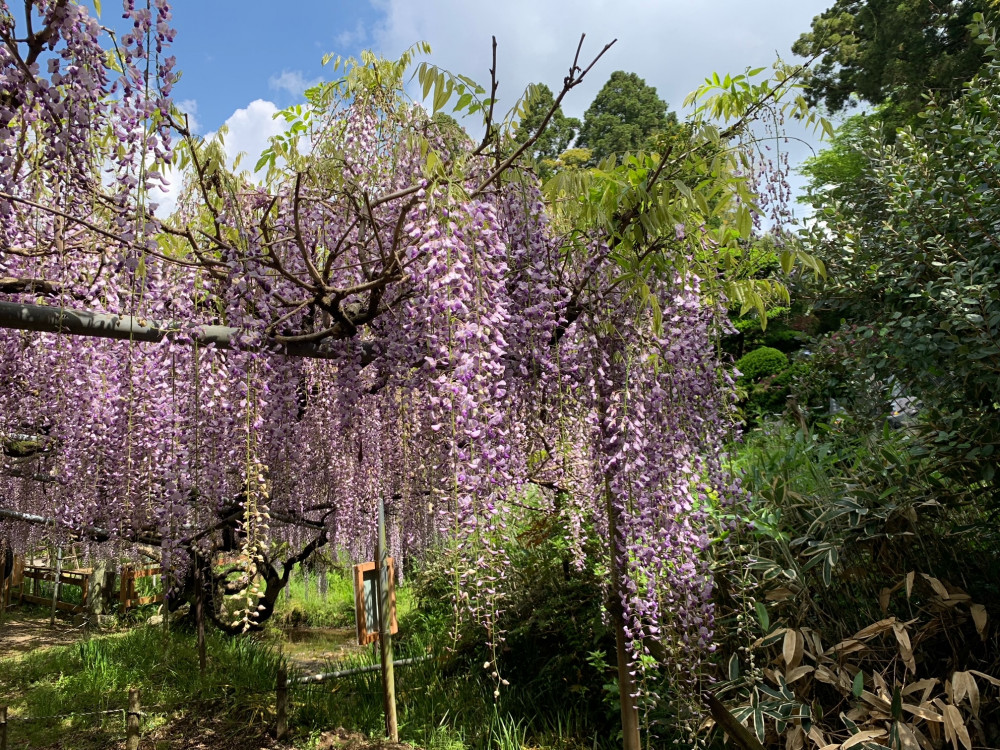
left=119, top=566, right=164, bottom=609
left=0, top=555, right=21, bottom=611
left=353, top=557, right=398, bottom=645
left=18, top=563, right=90, bottom=612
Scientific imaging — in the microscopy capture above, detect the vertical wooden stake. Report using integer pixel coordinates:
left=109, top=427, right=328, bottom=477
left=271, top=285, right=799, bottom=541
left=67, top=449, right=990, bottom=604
left=126, top=688, right=140, bottom=750
left=375, top=498, right=398, bottom=742
left=275, top=664, right=288, bottom=740
left=196, top=557, right=206, bottom=676
left=49, top=546, right=62, bottom=627
left=1, top=704, right=8, bottom=750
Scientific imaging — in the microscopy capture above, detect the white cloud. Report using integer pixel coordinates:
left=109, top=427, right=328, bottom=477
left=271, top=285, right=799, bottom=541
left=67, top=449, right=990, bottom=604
left=152, top=99, right=289, bottom=217
left=210, top=99, right=289, bottom=176
left=151, top=163, right=184, bottom=217
left=174, top=98, right=200, bottom=134
left=370, top=0, right=829, bottom=119
left=269, top=70, right=323, bottom=98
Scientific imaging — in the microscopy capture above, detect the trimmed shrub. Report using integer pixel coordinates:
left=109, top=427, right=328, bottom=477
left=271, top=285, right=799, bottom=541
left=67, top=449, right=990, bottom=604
left=735, top=347, right=788, bottom=385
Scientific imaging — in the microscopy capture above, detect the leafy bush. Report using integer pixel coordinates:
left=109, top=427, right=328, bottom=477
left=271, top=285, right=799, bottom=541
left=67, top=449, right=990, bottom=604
left=735, top=347, right=788, bottom=385
left=745, top=362, right=807, bottom=413
left=711, top=421, right=1000, bottom=748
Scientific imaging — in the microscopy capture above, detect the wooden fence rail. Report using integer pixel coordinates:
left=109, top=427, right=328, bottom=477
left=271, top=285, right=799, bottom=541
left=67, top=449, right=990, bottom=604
left=18, top=565, right=90, bottom=613
left=119, top=567, right=164, bottom=610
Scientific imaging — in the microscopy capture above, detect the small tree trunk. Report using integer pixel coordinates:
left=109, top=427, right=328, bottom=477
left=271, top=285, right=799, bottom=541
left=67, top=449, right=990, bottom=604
left=126, top=688, right=140, bottom=750
left=275, top=665, right=288, bottom=740
left=606, top=499, right=641, bottom=750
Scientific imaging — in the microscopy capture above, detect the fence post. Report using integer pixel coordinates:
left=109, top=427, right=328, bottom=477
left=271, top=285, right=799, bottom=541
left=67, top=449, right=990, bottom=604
left=49, top=546, right=62, bottom=627
left=275, top=665, right=288, bottom=740
left=126, top=688, right=140, bottom=750
left=1, top=704, right=8, bottom=750
left=375, top=498, right=398, bottom=742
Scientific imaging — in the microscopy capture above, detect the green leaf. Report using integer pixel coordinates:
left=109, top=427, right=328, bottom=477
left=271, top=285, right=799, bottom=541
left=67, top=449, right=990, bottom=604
left=754, top=601, right=770, bottom=633
left=728, top=653, right=740, bottom=681
left=852, top=670, right=864, bottom=697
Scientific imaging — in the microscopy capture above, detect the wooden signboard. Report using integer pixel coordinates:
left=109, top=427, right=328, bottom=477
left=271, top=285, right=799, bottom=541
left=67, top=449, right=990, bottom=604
left=353, top=557, right=398, bottom=645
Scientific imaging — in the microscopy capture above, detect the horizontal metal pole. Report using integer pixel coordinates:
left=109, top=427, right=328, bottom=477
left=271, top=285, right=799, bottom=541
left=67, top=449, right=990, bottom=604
left=0, top=300, right=355, bottom=361
left=293, top=655, right=432, bottom=684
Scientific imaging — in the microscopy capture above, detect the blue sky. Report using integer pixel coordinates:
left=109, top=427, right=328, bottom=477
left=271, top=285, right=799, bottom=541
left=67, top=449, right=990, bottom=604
left=98, top=1, right=837, bottom=212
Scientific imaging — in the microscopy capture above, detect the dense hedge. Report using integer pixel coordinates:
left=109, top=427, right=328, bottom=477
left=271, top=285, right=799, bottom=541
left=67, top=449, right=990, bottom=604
left=734, top=347, right=788, bottom=385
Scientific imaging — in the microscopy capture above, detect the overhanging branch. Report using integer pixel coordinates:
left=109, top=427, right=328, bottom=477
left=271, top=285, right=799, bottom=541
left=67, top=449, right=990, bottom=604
left=0, top=300, right=375, bottom=362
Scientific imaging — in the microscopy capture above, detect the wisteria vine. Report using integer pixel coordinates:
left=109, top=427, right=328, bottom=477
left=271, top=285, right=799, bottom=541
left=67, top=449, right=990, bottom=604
left=0, top=1, right=759, bottom=707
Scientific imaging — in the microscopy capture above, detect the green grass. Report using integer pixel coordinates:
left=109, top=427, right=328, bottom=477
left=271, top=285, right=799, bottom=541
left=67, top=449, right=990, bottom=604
left=269, top=563, right=415, bottom=629
left=2, top=564, right=602, bottom=750
left=0, top=623, right=285, bottom=748
left=288, top=628, right=605, bottom=750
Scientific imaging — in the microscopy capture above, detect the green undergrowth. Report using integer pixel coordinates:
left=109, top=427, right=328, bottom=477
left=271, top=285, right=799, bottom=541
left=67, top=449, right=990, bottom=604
left=269, top=563, right=415, bottom=629
left=0, top=621, right=284, bottom=749
left=291, top=635, right=600, bottom=750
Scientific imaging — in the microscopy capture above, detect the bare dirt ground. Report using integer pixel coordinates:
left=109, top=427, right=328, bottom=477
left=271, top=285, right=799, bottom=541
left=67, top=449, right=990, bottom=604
left=0, top=607, right=85, bottom=659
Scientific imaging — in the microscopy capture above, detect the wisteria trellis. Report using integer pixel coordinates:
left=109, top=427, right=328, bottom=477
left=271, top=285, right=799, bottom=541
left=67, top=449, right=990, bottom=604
left=0, top=1, right=765, bottom=718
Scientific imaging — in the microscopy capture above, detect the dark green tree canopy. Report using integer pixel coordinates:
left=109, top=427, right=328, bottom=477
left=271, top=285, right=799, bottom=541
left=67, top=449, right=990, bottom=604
left=513, top=83, right=581, bottom=178
left=800, top=30, right=1000, bottom=497
left=576, top=70, right=678, bottom=163
left=797, top=110, right=885, bottom=211
left=793, top=0, right=991, bottom=127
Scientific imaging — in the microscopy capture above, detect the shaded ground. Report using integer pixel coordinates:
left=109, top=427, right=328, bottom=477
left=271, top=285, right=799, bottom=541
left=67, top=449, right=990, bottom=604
left=0, top=607, right=85, bottom=659
left=278, top=626, right=367, bottom=676
left=317, top=728, right=415, bottom=750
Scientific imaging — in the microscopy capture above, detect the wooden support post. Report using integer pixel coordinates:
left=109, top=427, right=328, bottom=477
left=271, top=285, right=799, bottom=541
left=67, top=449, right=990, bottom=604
left=195, top=557, right=206, bottom=676
left=375, top=498, right=398, bottom=742
left=1, top=704, right=8, bottom=750
left=49, top=546, right=62, bottom=627
left=120, top=566, right=131, bottom=609
left=126, top=688, right=140, bottom=750
left=275, top=664, right=288, bottom=740
left=605, top=478, right=641, bottom=750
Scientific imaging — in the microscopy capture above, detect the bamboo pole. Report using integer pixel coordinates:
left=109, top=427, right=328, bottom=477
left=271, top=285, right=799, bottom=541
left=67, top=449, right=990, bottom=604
left=604, top=468, right=641, bottom=750
left=49, top=546, right=62, bottom=627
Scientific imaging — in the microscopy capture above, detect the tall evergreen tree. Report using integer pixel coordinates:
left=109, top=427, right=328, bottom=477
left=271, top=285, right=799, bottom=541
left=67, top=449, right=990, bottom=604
left=793, top=0, right=991, bottom=128
left=577, top=71, right=677, bottom=163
